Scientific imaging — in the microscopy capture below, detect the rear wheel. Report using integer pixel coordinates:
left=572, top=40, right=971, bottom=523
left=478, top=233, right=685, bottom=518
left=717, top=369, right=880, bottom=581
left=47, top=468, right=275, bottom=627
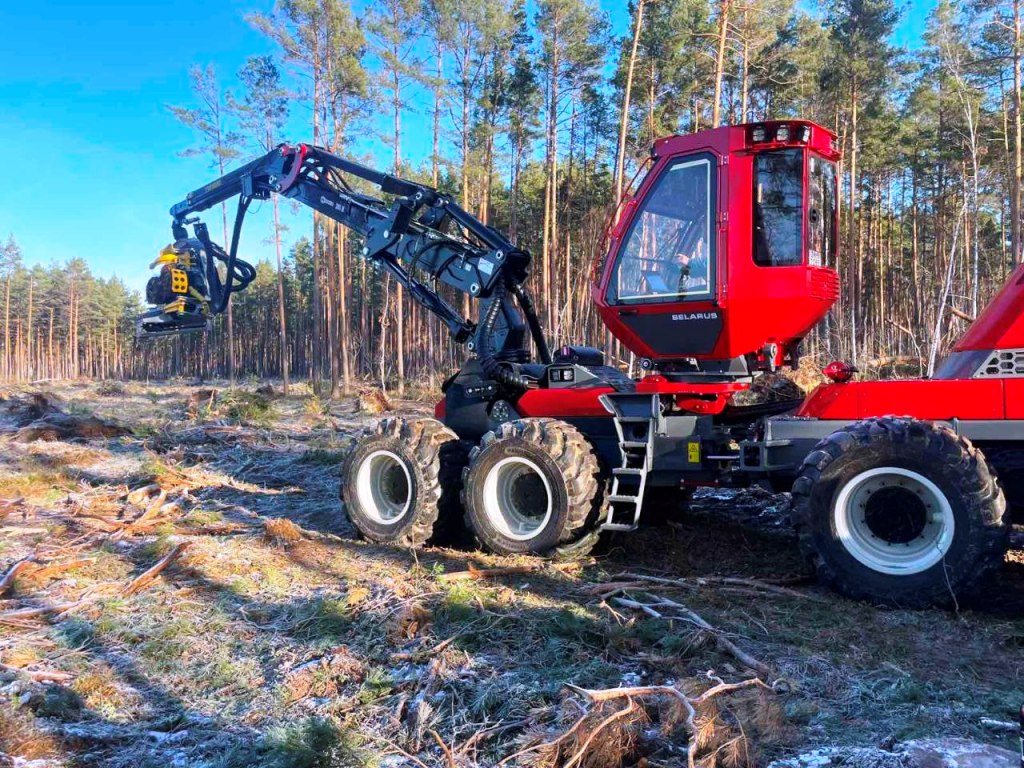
left=462, top=419, right=604, bottom=556
left=341, top=417, right=468, bottom=546
left=792, top=417, right=1008, bottom=608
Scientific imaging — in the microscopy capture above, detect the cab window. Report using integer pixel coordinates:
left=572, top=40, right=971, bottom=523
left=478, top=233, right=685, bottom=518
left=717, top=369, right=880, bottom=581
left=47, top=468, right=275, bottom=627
left=807, top=154, right=837, bottom=267
left=753, top=149, right=803, bottom=266
left=610, top=156, right=714, bottom=303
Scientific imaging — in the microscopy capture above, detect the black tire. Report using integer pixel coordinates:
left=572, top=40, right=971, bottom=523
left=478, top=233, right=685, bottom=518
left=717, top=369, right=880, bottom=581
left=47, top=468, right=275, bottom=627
left=791, top=417, right=1008, bottom=608
left=461, top=418, right=605, bottom=556
left=340, top=417, right=468, bottom=547
left=982, top=447, right=1024, bottom=519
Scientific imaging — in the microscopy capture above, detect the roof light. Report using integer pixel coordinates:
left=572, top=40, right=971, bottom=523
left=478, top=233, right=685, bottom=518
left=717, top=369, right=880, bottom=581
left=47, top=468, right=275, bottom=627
left=775, top=125, right=790, bottom=142
left=751, top=126, right=767, bottom=142
left=798, top=125, right=811, bottom=142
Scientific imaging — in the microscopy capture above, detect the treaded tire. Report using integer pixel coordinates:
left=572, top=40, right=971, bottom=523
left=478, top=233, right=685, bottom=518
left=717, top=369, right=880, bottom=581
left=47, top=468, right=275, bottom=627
left=983, top=447, right=1024, bottom=519
left=341, top=417, right=468, bottom=547
left=791, top=417, right=1008, bottom=608
left=462, top=418, right=604, bottom=556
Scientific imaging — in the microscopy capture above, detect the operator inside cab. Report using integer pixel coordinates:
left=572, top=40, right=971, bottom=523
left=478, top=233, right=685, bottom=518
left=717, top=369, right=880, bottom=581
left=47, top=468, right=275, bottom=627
left=609, top=155, right=714, bottom=304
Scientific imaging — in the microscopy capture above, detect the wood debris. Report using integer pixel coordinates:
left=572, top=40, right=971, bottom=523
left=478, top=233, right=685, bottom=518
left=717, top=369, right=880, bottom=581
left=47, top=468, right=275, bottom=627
left=122, top=543, right=190, bottom=596
left=0, top=557, right=37, bottom=595
left=438, top=561, right=579, bottom=581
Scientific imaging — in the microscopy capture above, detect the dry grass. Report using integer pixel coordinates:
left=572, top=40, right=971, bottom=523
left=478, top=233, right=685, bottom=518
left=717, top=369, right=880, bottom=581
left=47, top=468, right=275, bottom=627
left=0, top=379, right=1019, bottom=768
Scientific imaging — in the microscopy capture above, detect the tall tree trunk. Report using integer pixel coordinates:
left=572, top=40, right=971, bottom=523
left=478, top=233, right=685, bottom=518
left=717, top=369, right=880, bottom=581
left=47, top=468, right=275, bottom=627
left=712, top=0, right=731, bottom=128
left=1014, top=0, right=1022, bottom=263
left=740, top=5, right=749, bottom=121
left=3, top=276, right=9, bottom=380
left=393, top=66, right=406, bottom=396
left=432, top=48, right=442, bottom=188
left=848, top=78, right=859, bottom=363
left=614, top=0, right=644, bottom=207
left=273, top=194, right=289, bottom=394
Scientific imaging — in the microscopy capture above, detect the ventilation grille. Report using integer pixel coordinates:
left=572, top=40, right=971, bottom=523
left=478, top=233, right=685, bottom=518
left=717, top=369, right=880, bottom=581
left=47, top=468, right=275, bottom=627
left=809, top=269, right=839, bottom=300
left=975, top=349, right=1024, bottom=378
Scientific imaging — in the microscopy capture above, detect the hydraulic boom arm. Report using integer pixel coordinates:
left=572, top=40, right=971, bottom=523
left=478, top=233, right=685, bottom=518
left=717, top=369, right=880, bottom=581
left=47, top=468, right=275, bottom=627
left=139, top=143, right=551, bottom=386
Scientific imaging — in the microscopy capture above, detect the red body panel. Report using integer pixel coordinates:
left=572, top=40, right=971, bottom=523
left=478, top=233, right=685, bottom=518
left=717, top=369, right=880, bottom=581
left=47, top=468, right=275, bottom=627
left=515, top=387, right=615, bottom=418
left=797, top=380, right=1007, bottom=421
left=952, top=263, right=1024, bottom=352
left=593, top=120, right=840, bottom=363
left=1006, top=379, right=1024, bottom=419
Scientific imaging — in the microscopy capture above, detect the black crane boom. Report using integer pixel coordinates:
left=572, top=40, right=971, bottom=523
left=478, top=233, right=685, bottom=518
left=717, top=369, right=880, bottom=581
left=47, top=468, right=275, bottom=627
left=138, top=143, right=551, bottom=383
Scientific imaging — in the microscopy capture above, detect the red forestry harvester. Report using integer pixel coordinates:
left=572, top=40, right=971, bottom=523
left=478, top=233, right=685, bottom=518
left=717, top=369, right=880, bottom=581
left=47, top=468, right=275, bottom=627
left=140, top=120, right=1021, bottom=607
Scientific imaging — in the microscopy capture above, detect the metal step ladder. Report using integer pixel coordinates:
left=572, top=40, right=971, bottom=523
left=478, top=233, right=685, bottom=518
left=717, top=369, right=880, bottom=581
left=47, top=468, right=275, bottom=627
left=598, top=393, right=659, bottom=532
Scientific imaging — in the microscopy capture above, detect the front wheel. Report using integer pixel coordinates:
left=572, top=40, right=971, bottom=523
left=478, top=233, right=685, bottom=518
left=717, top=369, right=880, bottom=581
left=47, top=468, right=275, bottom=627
left=462, top=419, right=604, bottom=556
left=791, top=417, right=1008, bottom=608
left=341, top=417, right=467, bottom=546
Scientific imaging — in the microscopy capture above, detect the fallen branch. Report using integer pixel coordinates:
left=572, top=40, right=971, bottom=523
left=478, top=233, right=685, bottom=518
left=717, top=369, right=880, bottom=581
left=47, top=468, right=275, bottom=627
left=0, top=557, right=37, bottom=595
left=563, top=676, right=778, bottom=768
left=562, top=700, right=639, bottom=768
left=0, top=601, right=81, bottom=626
left=429, top=729, right=457, bottom=768
left=122, top=543, right=190, bottom=596
left=601, top=572, right=823, bottom=602
left=0, top=662, right=73, bottom=683
left=389, top=634, right=461, bottom=662
left=456, top=718, right=532, bottom=757
left=438, top=562, right=578, bottom=582
left=612, top=593, right=771, bottom=676
left=979, top=717, right=1017, bottom=733
left=25, top=558, right=96, bottom=582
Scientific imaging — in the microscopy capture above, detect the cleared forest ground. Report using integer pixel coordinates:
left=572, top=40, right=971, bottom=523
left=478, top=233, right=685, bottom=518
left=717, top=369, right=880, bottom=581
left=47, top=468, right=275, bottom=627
left=0, top=380, right=1021, bottom=768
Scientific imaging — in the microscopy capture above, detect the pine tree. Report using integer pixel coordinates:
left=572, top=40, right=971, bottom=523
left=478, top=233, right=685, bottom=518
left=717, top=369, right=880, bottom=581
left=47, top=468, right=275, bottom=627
left=168, top=64, right=244, bottom=382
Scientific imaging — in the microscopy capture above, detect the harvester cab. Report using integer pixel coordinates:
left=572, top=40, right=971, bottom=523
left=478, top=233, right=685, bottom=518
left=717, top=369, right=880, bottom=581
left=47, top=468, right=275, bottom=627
left=594, top=120, right=841, bottom=375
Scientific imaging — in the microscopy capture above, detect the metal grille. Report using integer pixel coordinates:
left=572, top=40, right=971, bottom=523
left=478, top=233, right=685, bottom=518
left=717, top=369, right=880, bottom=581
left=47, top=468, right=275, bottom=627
left=809, top=269, right=840, bottom=300
left=975, top=349, right=1024, bottom=378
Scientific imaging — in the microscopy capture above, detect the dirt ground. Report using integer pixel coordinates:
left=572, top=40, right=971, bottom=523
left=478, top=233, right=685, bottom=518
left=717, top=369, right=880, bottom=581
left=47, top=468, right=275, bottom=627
left=0, top=380, right=1021, bottom=768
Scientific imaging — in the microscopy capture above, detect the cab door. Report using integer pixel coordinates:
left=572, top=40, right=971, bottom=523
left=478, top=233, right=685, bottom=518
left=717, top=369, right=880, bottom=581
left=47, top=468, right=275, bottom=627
left=596, top=151, right=723, bottom=359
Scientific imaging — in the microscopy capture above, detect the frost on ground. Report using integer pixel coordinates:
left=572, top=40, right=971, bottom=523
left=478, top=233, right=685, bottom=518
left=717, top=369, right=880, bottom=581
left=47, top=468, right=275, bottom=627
left=0, top=380, right=1021, bottom=768
left=769, top=738, right=1020, bottom=767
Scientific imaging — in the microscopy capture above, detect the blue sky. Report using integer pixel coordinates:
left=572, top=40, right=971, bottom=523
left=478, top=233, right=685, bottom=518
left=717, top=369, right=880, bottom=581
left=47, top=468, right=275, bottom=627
left=0, top=0, right=933, bottom=293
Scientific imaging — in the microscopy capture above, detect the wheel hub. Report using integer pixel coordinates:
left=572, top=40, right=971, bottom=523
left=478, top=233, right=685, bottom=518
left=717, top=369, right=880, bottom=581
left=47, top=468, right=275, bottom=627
left=834, top=467, right=954, bottom=576
left=482, top=457, right=553, bottom=541
left=355, top=450, right=412, bottom=525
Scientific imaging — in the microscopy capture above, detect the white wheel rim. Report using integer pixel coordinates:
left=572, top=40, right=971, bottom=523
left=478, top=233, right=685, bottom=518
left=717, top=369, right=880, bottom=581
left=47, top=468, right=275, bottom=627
left=482, top=457, right=553, bottom=541
left=355, top=450, right=412, bottom=526
left=833, top=467, right=955, bottom=576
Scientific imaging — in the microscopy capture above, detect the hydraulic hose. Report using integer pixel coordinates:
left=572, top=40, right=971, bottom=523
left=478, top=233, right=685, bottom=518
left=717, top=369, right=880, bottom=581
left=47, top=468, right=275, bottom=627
left=204, top=196, right=257, bottom=314
left=477, top=279, right=536, bottom=392
left=510, top=282, right=551, bottom=365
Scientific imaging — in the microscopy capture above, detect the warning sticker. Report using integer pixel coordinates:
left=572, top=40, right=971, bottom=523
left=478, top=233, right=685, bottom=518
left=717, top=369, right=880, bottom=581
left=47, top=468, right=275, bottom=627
left=687, top=442, right=701, bottom=463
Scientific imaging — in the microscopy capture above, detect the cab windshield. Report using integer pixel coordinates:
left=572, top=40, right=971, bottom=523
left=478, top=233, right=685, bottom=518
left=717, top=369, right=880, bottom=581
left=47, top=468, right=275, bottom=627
left=609, top=155, right=714, bottom=303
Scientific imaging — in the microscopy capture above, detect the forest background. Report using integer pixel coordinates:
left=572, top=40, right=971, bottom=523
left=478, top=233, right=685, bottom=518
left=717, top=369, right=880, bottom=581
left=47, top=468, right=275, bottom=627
left=2, top=0, right=1020, bottom=395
